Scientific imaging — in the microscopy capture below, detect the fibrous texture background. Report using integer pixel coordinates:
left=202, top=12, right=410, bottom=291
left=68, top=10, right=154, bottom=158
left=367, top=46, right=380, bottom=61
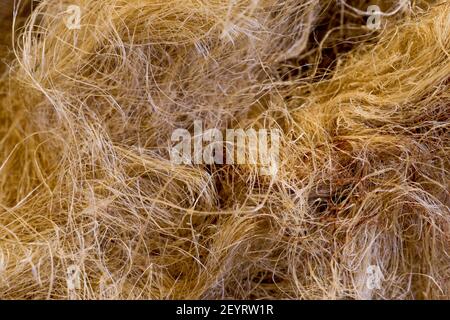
left=0, top=0, right=448, bottom=299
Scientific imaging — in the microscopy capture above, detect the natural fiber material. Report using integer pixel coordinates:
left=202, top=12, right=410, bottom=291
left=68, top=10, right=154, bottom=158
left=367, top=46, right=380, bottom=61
left=0, top=0, right=448, bottom=299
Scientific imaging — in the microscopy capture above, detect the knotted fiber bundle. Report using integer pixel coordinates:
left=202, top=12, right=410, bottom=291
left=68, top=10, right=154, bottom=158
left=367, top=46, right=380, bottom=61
left=0, top=0, right=448, bottom=299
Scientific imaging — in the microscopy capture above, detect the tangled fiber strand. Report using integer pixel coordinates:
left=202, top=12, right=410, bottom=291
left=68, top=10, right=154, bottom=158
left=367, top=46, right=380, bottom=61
left=0, top=0, right=448, bottom=299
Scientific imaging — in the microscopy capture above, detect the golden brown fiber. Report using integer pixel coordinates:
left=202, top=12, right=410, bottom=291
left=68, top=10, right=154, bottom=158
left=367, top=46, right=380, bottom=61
left=0, top=0, right=448, bottom=299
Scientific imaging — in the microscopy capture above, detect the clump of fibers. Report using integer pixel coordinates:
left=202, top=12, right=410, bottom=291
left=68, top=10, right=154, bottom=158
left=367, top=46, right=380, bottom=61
left=0, top=0, right=448, bottom=299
